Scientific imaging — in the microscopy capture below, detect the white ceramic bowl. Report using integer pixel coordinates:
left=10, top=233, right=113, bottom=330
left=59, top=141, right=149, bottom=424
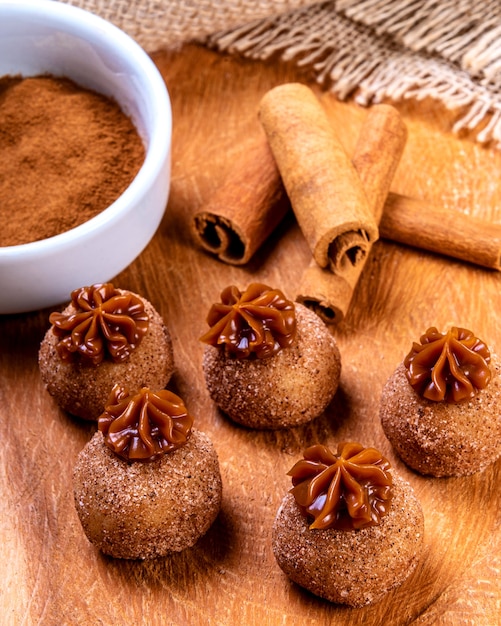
left=0, top=0, right=172, bottom=314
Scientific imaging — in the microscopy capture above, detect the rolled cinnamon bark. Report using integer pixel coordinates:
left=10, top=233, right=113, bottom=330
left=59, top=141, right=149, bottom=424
left=258, top=82, right=379, bottom=280
left=191, top=84, right=501, bottom=282
left=300, top=187, right=501, bottom=325
left=380, top=193, right=501, bottom=271
left=191, top=137, right=289, bottom=265
left=296, top=103, right=408, bottom=324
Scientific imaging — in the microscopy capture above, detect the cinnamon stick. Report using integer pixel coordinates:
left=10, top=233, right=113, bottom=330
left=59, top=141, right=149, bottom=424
left=380, top=193, right=501, bottom=271
left=191, top=137, right=288, bottom=265
left=296, top=103, right=408, bottom=324
left=191, top=84, right=501, bottom=280
left=258, top=82, right=379, bottom=282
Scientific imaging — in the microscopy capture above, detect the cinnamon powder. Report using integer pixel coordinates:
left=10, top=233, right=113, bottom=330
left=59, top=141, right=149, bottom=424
left=0, top=75, right=145, bottom=246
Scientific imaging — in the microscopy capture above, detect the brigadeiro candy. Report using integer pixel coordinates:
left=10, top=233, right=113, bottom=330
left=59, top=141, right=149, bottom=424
left=200, top=283, right=341, bottom=429
left=272, top=442, right=424, bottom=607
left=380, top=326, right=501, bottom=477
left=73, top=384, right=222, bottom=559
left=39, top=282, right=175, bottom=420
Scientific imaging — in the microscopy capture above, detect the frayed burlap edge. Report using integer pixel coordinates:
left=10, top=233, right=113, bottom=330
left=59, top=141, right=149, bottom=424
left=337, top=0, right=501, bottom=86
left=62, top=0, right=501, bottom=149
left=207, top=1, right=501, bottom=148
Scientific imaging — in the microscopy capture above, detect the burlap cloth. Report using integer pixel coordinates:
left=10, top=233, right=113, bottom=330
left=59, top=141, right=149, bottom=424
left=63, top=0, right=501, bottom=148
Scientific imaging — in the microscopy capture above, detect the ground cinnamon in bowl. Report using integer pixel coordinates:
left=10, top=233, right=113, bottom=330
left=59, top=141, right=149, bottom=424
left=0, top=74, right=145, bottom=247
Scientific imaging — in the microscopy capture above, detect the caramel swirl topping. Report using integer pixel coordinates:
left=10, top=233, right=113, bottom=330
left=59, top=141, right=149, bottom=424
left=49, top=283, right=149, bottom=366
left=288, top=442, right=393, bottom=531
left=98, top=384, right=194, bottom=462
left=200, top=283, right=296, bottom=359
left=404, top=326, right=491, bottom=403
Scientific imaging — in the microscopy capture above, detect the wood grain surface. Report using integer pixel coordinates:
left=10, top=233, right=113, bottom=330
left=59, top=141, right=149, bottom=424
left=1, top=43, right=501, bottom=626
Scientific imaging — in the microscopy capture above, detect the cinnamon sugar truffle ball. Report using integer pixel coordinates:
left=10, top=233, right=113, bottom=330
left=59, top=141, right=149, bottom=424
left=272, top=442, right=424, bottom=607
left=39, top=282, right=175, bottom=420
left=380, top=326, right=501, bottom=477
left=73, top=385, right=222, bottom=559
left=200, top=283, right=341, bottom=429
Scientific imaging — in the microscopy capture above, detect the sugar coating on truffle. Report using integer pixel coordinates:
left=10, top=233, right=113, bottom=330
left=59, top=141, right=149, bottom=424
left=73, top=429, right=222, bottom=559
left=202, top=303, right=341, bottom=429
left=38, top=293, right=175, bottom=420
left=272, top=473, right=424, bottom=607
left=380, top=354, right=501, bottom=477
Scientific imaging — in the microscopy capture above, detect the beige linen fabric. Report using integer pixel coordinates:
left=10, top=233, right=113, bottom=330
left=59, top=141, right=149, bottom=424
left=62, top=0, right=319, bottom=50
left=62, top=0, right=501, bottom=147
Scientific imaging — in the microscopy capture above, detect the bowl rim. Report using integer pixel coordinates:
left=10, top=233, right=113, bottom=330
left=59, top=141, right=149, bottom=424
left=0, top=0, right=172, bottom=260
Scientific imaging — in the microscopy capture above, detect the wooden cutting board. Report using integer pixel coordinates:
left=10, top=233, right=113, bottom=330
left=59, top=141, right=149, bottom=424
left=1, top=43, right=500, bottom=626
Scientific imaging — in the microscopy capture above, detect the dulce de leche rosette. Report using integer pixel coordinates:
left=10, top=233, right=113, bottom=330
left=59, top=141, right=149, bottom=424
left=258, top=82, right=379, bottom=281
